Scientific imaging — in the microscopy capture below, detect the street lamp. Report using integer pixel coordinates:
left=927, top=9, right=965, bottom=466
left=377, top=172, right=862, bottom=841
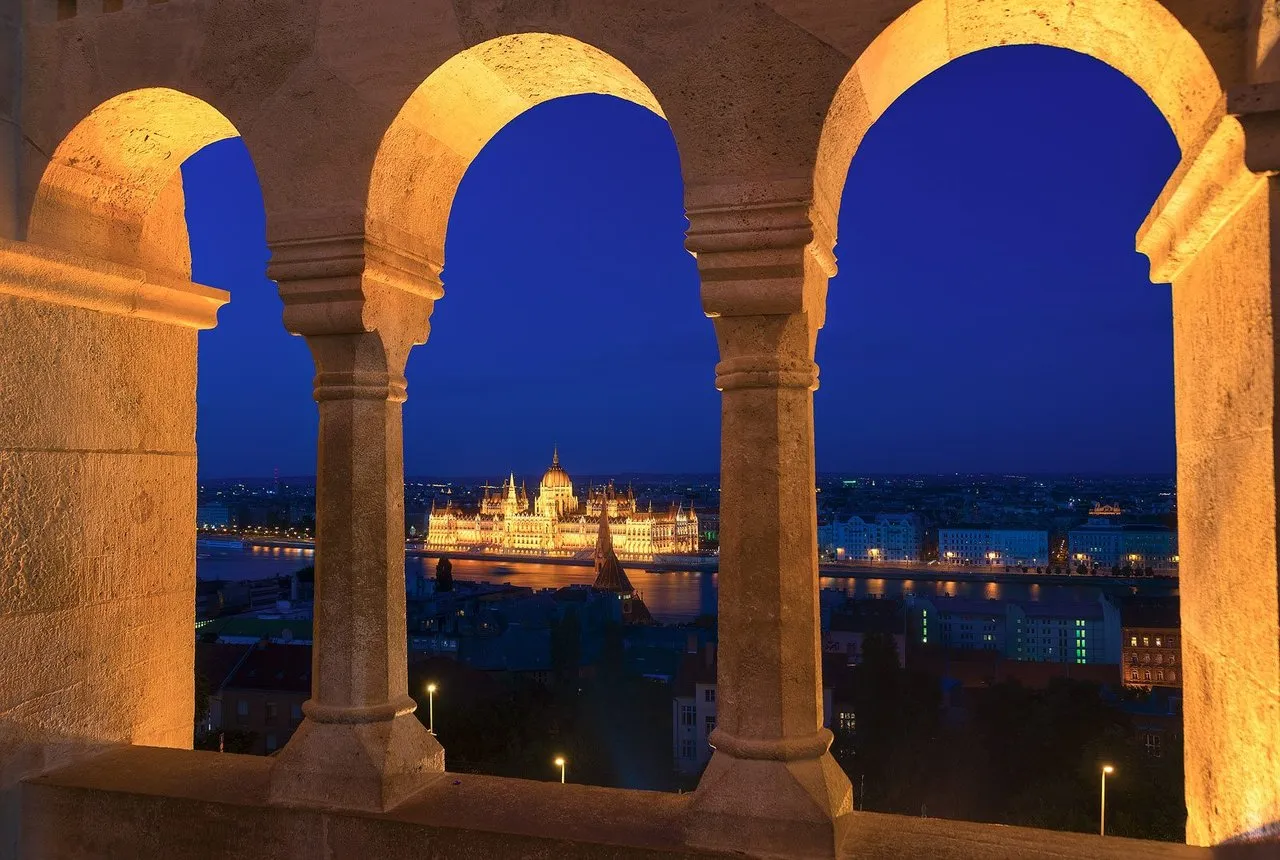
left=426, top=683, right=437, bottom=734
left=554, top=756, right=566, bottom=784
left=1100, top=764, right=1114, bottom=836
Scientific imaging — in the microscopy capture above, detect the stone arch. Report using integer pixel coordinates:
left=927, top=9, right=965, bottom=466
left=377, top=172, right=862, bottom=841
left=366, top=33, right=669, bottom=294
left=27, top=87, right=242, bottom=282
left=811, top=0, right=1222, bottom=262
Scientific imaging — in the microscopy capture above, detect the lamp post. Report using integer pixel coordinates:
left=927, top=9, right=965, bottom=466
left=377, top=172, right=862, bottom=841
left=426, top=683, right=437, bottom=734
left=554, top=756, right=566, bottom=784
left=1100, top=765, right=1114, bottom=836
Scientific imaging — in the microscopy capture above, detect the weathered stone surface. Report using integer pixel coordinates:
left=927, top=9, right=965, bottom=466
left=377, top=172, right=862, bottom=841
left=1170, top=178, right=1280, bottom=847
left=24, top=746, right=1226, bottom=860
left=2, top=0, right=1279, bottom=855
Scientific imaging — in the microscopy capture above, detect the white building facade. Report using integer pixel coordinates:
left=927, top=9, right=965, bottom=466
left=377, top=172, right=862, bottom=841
left=818, top=513, right=923, bottom=561
left=1069, top=517, right=1178, bottom=571
left=938, top=527, right=1049, bottom=567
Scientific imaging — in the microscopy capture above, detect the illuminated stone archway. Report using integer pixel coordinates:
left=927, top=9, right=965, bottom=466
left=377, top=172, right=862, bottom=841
left=366, top=32, right=667, bottom=288
left=27, top=87, right=241, bottom=282
left=1, top=87, right=234, bottom=797
left=811, top=0, right=1221, bottom=259
left=814, top=0, right=1280, bottom=847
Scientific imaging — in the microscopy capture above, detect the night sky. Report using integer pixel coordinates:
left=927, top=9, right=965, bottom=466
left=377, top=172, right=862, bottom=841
left=186, top=46, right=1179, bottom=480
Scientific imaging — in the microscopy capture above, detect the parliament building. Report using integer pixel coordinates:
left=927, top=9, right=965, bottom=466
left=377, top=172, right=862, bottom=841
left=426, top=450, right=699, bottom=559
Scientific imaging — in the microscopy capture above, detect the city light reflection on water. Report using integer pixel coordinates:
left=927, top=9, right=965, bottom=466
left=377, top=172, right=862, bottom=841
left=199, top=544, right=1172, bottom=625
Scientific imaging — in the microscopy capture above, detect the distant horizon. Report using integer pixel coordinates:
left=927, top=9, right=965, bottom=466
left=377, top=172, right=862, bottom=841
left=197, top=469, right=1177, bottom=483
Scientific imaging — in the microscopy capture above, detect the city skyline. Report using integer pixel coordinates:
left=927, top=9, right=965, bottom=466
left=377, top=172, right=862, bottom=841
left=189, top=45, right=1177, bottom=480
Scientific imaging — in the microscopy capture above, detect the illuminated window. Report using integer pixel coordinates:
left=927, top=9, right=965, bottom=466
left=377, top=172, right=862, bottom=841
left=1144, top=733, right=1163, bottom=758
left=1129, top=635, right=1138, bottom=647
left=1143, top=636, right=1150, bottom=646
left=1130, top=669, right=1139, bottom=680
left=1155, top=636, right=1162, bottom=647
left=1144, top=670, right=1152, bottom=680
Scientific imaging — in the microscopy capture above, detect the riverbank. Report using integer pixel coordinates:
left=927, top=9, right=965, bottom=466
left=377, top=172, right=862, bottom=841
left=409, top=546, right=1175, bottom=589
left=200, top=538, right=1176, bottom=592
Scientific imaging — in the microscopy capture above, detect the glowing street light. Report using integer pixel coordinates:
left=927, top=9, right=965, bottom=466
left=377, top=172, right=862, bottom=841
left=554, top=756, right=567, bottom=784
left=1100, top=764, right=1115, bottom=836
left=426, top=683, right=438, bottom=734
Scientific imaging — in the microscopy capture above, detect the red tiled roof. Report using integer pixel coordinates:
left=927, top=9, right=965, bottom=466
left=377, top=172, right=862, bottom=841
left=224, top=643, right=312, bottom=694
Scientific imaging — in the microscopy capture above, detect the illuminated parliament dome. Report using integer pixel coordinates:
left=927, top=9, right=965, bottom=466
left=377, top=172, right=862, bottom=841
left=540, top=448, right=572, bottom=489
left=427, top=447, right=699, bottom=559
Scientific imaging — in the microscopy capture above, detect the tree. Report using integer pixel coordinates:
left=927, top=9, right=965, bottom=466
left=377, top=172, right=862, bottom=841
left=436, top=555, right=454, bottom=592
left=194, top=672, right=212, bottom=728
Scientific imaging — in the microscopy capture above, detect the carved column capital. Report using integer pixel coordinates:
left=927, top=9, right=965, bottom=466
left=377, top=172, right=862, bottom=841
left=686, top=179, right=833, bottom=326
left=1137, top=89, right=1280, bottom=285
left=268, top=232, right=442, bottom=367
left=1229, top=80, right=1280, bottom=174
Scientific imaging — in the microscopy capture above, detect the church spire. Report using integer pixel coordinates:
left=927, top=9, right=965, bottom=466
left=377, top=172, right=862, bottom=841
left=553, top=445, right=559, bottom=467
left=592, top=505, right=634, bottom=594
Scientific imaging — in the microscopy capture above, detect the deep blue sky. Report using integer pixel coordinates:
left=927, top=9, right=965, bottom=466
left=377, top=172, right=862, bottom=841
left=187, top=45, right=1179, bottom=479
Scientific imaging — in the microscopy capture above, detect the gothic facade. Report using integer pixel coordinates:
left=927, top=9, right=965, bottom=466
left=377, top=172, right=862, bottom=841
left=426, top=450, right=699, bottom=558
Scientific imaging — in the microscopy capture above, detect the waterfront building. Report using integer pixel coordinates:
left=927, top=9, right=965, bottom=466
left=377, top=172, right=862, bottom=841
left=1121, top=597, right=1183, bottom=689
left=909, top=593, right=1120, bottom=665
left=425, top=450, right=698, bottom=559
left=196, top=502, right=233, bottom=529
left=938, top=527, right=1049, bottom=567
left=818, top=513, right=922, bottom=561
left=1069, top=509, right=1178, bottom=571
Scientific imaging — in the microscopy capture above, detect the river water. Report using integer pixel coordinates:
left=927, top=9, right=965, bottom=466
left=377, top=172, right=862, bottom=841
left=199, top=543, right=1174, bottom=625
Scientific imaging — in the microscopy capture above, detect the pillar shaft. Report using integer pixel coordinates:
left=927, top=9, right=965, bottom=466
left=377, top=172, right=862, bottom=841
left=1139, top=104, right=1280, bottom=846
left=684, top=183, right=851, bottom=858
left=1175, top=176, right=1280, bottom=846
left=713, top=313, right=826, bottom=752
left=309, top=335, right=413, bottom=715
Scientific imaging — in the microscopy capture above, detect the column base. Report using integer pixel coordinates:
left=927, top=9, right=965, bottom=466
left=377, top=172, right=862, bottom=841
left=685, top=742, right=853, bottom=859
left=268, top=705, right=444, bottom=813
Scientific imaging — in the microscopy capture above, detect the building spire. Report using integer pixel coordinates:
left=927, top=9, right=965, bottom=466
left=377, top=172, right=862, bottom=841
left=553, top=445, right=559, bottom=467
left=592, top=505, right=634, bottom=594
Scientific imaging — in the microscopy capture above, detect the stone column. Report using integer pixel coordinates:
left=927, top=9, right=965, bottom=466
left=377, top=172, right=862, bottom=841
left=267, top=235, right=443, bottom=812
left=0, top=238, right=225, bottom=854
left=684, top=182, right=851, bottom=859
left=1138, top=95, right=1280, bottom=847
